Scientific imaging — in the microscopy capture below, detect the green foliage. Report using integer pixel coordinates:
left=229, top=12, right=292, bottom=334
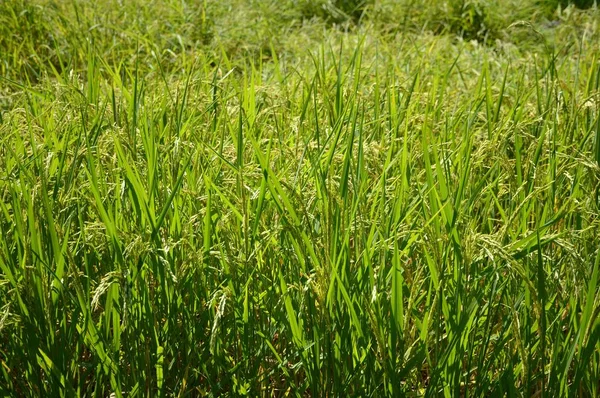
left=534, top=0, right=597, bottom=18
left=297, top=0, right=371, bottom=24
left=1, top=0, right=600, bottom=396
left=558, top=0, right=597, bottom=8
left=0, top=0, right=69, bottom=81
left=446, top=0, right=499, bottom=42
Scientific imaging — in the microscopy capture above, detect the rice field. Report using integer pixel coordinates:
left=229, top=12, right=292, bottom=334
left=1, top=0, right=599, bottom=396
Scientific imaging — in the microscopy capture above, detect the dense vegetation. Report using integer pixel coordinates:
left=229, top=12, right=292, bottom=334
left=1, top=0, right=599, bottom=396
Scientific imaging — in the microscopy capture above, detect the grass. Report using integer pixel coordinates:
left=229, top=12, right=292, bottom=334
left=0, top=0, right=599, bottom=396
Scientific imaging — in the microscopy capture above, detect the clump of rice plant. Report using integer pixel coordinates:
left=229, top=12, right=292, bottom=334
left=0, top=0, right=599, bottom=396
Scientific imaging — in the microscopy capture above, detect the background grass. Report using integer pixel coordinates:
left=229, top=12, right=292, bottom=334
left=1, top=0, right=600, bottom=396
